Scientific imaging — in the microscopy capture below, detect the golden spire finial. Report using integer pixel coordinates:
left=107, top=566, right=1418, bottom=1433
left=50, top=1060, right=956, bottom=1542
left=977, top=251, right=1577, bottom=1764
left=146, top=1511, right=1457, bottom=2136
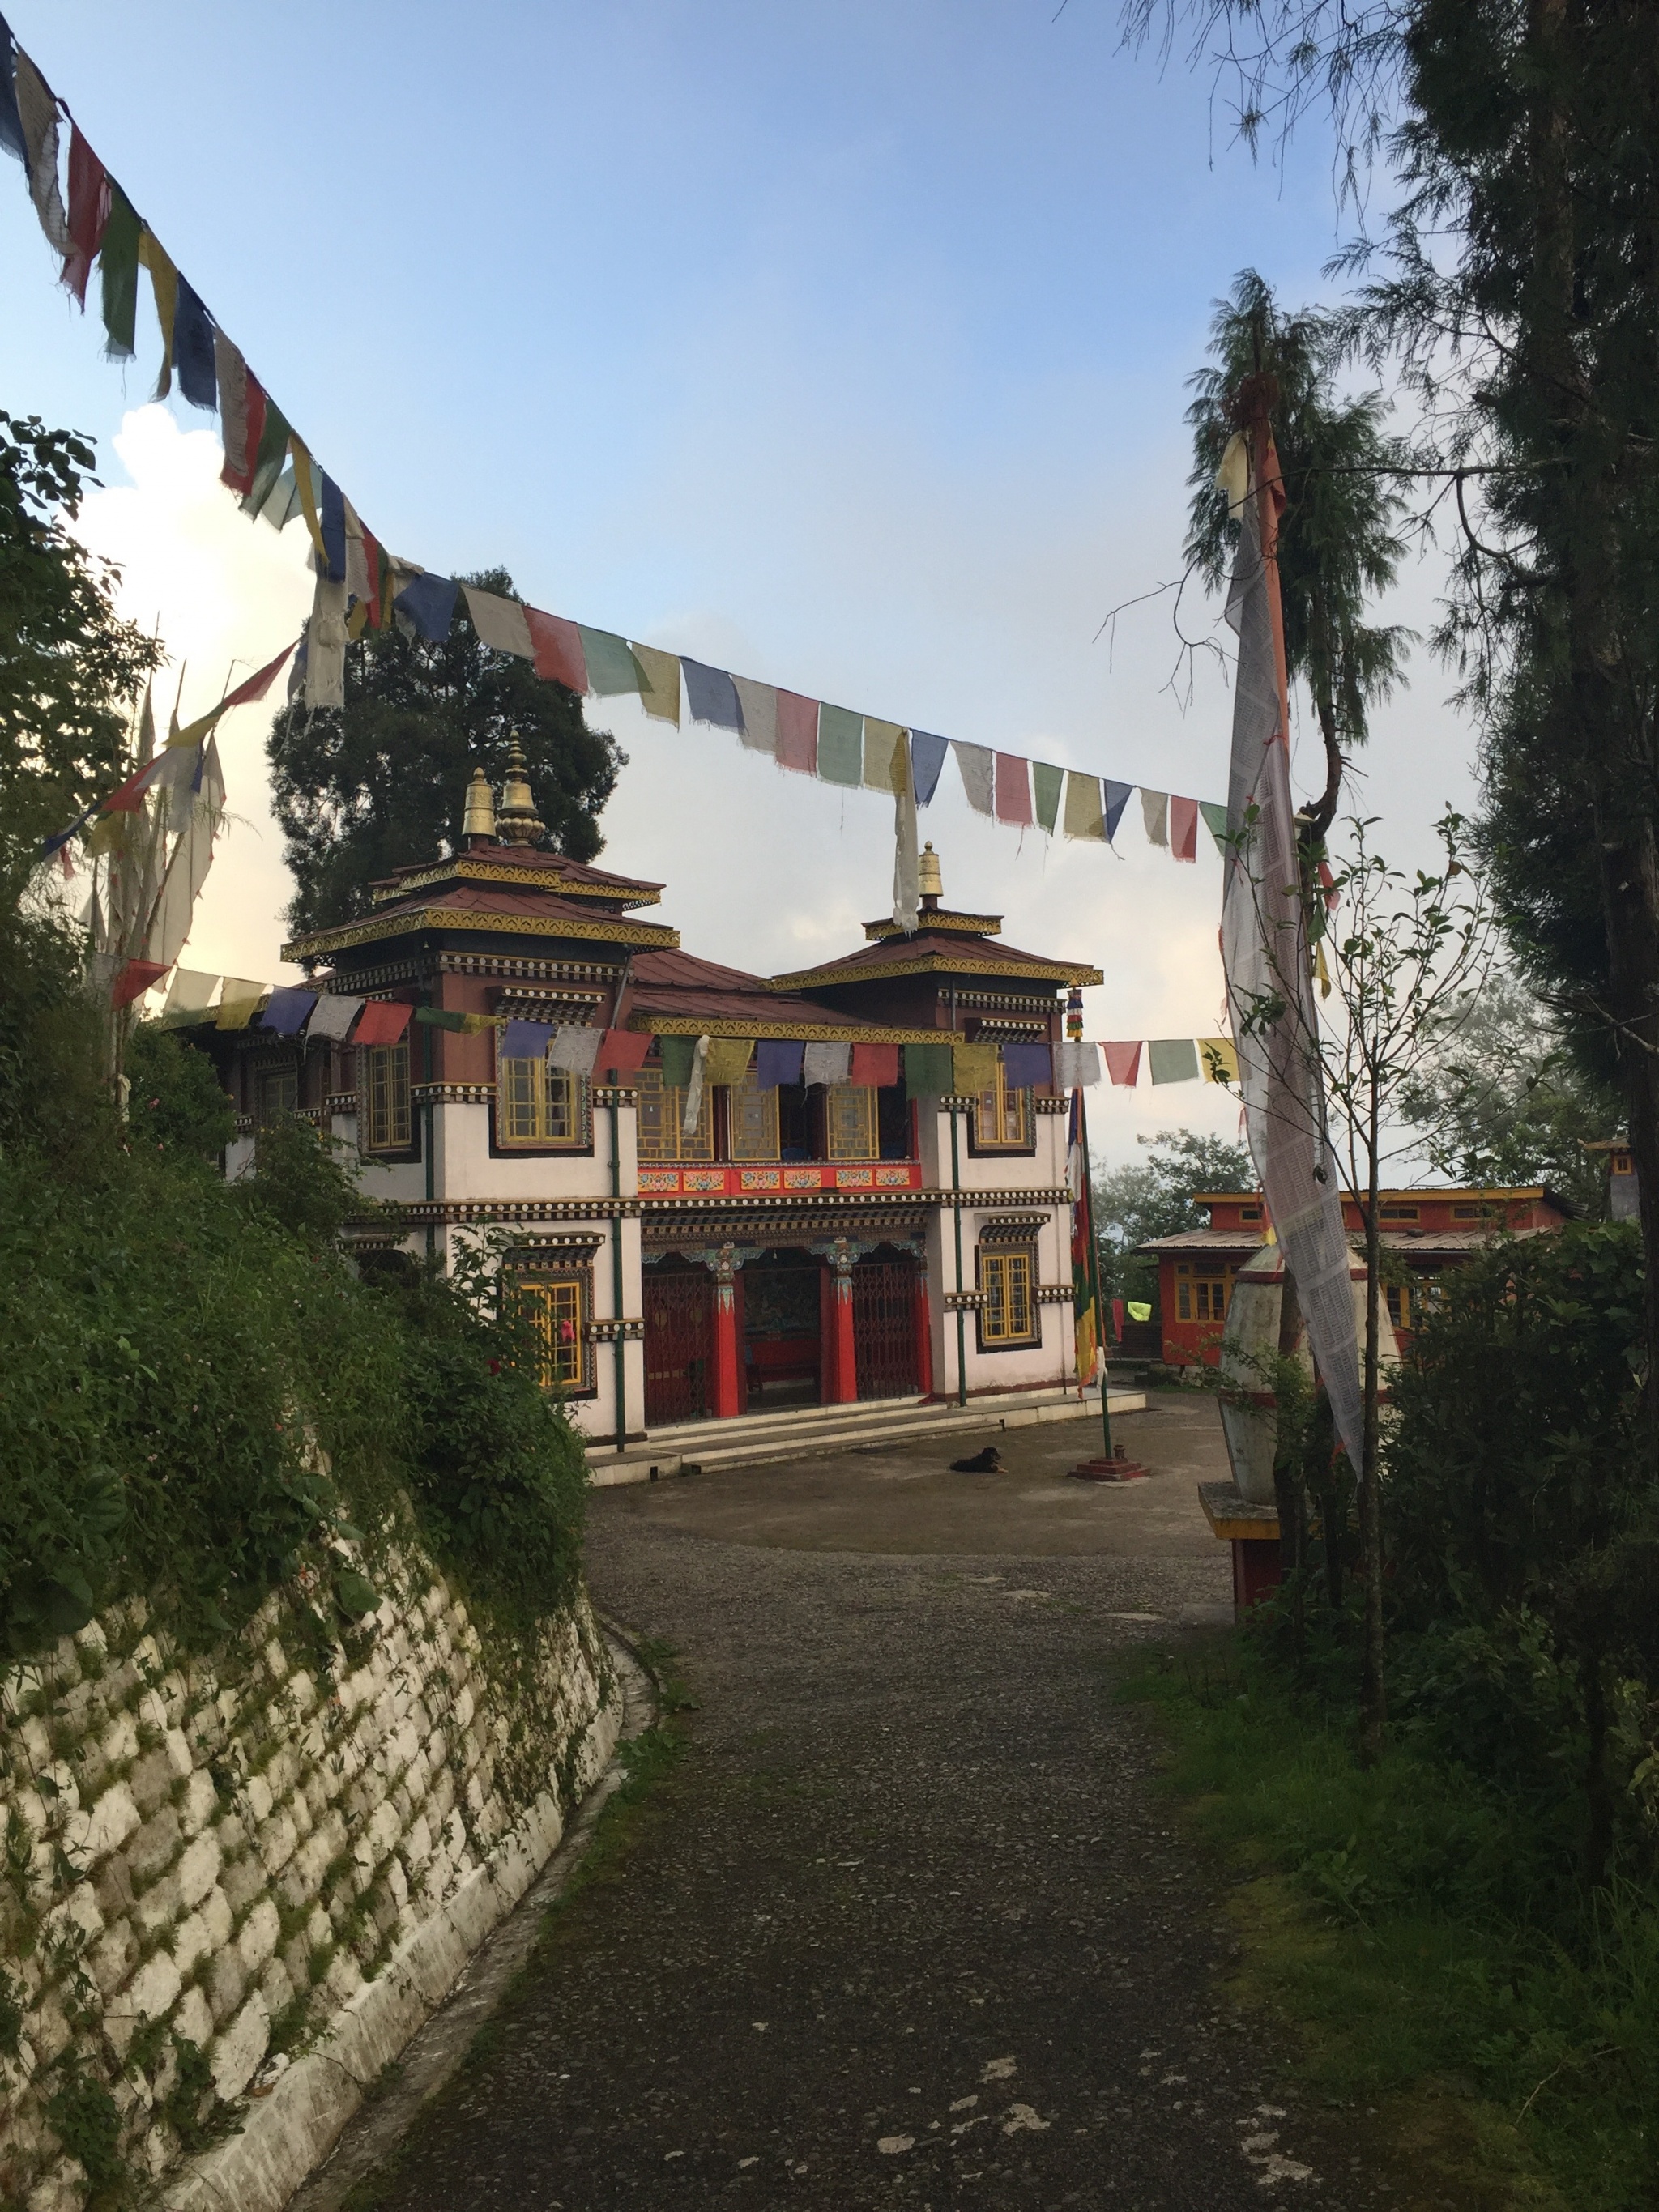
left=461, top=765, right=497, bottom=846
left=495, top=739, right=545, bottom=847
left=918, top=840, right=943, bottom=907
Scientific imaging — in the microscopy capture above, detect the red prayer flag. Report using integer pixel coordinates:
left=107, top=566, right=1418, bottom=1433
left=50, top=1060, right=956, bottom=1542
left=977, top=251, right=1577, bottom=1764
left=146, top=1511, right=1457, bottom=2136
left=353, top=999, right=412, bottom=1046
left=220, top=369, right=267, bottom=497
left=111, top=959, right=168, bottom=1008
left=1102, top=1041, right=1143, bottom=1087
left=62, top=127, right=109, bottom=306
left=525, top=608, right=586, bottom=693
left=1111, top=1297, right=1125, bottom=1344
left=220, top=638, right=298, bottom=710
left=361, top=526, right=383, bottom=626
left=775, top=690, right=819, bottom=776
left=1170, top=795, right=1199, bottom=862
left=994, top=753, right=1034, bottom=826
left=595, top=1029, right=651, bottom=1076
left=850, top=1042, right=899, bottom=1088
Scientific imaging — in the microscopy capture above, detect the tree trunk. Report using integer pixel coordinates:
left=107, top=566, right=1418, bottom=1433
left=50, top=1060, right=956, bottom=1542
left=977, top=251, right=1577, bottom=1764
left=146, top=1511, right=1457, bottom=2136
left=1357, top=1102, right=1387, bottom=1765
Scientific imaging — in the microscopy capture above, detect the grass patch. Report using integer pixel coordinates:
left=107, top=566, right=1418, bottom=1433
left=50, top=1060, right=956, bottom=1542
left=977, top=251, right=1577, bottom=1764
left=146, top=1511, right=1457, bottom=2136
left=1128, top=1633, right=1659, bottom=2211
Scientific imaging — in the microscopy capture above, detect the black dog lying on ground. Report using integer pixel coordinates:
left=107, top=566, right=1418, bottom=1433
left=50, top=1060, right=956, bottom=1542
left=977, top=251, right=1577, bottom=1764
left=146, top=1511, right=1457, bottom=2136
left=949, top=1445, right=1004, bottom=1473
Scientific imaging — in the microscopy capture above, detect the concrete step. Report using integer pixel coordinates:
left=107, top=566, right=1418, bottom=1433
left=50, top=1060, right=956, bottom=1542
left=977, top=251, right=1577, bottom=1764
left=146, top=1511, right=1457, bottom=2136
left=588, top=1387, right=1146, bottom=1487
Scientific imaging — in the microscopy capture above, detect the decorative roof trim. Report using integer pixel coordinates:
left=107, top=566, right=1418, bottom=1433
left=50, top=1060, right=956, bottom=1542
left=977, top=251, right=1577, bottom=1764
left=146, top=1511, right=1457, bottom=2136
left=371, top=855, right=663, bottom=910
left=284, top=906, right=680, bottom=961
left=632, top=1016, right=945, bottom=1043
left=768, top=951, right=1102, bottom=990
left=863, top=910, right=1003, bottom=940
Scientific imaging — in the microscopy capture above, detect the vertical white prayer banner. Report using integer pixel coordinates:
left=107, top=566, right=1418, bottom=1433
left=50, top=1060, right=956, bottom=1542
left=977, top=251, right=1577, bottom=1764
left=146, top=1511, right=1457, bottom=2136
left=1220, top=437, right=1363, bottom=1469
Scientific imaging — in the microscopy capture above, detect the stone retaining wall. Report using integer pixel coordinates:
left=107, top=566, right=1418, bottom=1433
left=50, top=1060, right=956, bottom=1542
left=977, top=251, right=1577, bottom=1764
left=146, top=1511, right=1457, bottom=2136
left=0, top=1547, right=617, bottom=2212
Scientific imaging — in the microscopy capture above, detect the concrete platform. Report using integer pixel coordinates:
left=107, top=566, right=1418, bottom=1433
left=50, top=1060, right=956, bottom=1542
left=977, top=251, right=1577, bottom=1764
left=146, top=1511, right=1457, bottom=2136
left=586, top=1382, right=1147, bottom=1487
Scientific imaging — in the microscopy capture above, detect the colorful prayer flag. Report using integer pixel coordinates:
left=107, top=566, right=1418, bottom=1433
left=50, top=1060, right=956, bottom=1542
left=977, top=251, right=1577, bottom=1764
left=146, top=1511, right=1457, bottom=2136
left=463, top=586, right=535, bottom=659
left=111, top=958, right=167, bottom=1009
left=732, top=676, right=778, bottom=757
left=595, top=1029, right=651, bottom=1076
left=62, top=126, right=107, bottom=306
left=903, top=1041, right=954, bottom=1099
left=161, top=969, right=219, bottom=1025
left=851, top=1042, right=899, bottom=1088
left=705, top=1038, right=755, bottom=1088
left=952, top=1042, right=999, bottom=1095
left=1200, top=799, right=1229, bottom=852
left=138, top=228, right=177, bottom=398
left=1057, top=1041, right=1100, bottom=1088
left=15, top=50, right=70, bottom=255
left=1062, top=771, right=1106, bottom=842
left=1032, top=763, right=1063, bottom=835
left=216, top=979, right=267, bottom=1030
left=803, top=1040, right=851, bottom=1087
left=98, top=181, right=140, bottom=360
left=261, top=987, right=318, bottom=1036
left=657, top=1034, right=697, bottom=1088
left=775, top=689, right=819, bottom=774
left=1003, top=1041, right=1053, bottom=1089
left=353, top=1000, right=412, bottom=1046
left=1104, top=779, right=1134, bottom=843
left=394, top=573, right=458, bottom=642
left=173, top=276, right=217, bottom=411
left=414, top=1006, right=468, bottom=1032
left=0, top=12, right=27, bottom=165
left=994, top=753, right=1033, bottom=827
left=1102, top=1041, right=1142, bottom=1086
left=756, top=1039, right=804, bottom=1089
left=633, top=642, right=680, bottom=724
left=305, top=994, right=363, bottom=1042
left=680, top=657, right=743, bottom=731
left=1140, top=789, right=1169, bottom=847
left=525, top=608, right=586, bottom=692
left=549, top=1026, right=603, bottom=1076
left=1171, top=795, right=1199, bottom=862
left=862, top=719, right=906, bottom=796
left=581, top=628, right=645, bottom=697
left=501, top=1018, right=553, bottom=1059
left=817, top=705, right=863, bottom=788
left=953, top=742, right=994, bottom=816
left=1148, top=1038, right=1199, bottom=1084
left=910, top=731, right=949, bottom=807
left=1201, top=1035, right=1240, bottom=1082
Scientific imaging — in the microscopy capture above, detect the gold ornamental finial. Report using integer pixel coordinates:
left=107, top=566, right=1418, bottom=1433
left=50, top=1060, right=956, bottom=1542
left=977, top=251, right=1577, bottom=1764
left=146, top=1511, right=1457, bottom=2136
left=495, top=739, right=545, bottom=847
left=461, top=765, right=497, bottom=846
left=918, top=839, right=943, bottom=908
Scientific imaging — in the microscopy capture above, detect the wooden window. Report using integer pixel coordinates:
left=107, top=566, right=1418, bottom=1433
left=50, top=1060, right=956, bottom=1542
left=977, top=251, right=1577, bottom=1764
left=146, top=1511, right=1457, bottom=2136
left=1385, top=1281, right=1411, bottom=1331
left=497, top=1050, right=586, bottom=1148
left=516, top=1272, right=590, bottom=1393
left=256, top=1066, right=298, bottom=1123
left=1176, top=1264, right=1192, bottom=1321
left=1379, top=1202, right=1420, bottom=1222
left=728, top=1072, right=781, bottom=1161
left=362, top=1043, right=411, bottom=1152
left=1194, top=1270, right=1232, bottom=1323
left=635, top=1064, right=714, bottom=1162
left=825, top=1084, right=876, bottom=1160
left=1239, top=1205, right=1263, bottom=1222
left=979, top=1246, right=1038, bottom=1347
left=972, top=1063, right=1034, bottom=1151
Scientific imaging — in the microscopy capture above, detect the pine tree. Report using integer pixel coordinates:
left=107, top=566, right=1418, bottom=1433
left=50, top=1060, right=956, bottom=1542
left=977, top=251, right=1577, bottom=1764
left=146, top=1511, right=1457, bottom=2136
left=267, top=569, right=625, bottom=932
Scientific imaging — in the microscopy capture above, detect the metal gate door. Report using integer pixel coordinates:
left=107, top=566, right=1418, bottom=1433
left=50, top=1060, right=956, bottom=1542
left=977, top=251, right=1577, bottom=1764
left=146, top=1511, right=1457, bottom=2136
left=853, top=1259, right=919, bottom=1400
left=643, top=1266, right=713, bottom=1426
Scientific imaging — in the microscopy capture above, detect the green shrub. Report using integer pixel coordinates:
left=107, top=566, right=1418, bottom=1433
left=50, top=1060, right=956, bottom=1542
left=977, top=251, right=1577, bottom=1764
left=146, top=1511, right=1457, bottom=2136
left=124, top=1024, right=235, bottom=1161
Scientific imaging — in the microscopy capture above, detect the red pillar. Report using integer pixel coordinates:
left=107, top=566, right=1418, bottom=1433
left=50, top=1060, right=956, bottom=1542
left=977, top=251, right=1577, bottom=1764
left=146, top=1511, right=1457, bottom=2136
left=825, top=1243, right=858, bottom=1404
left=711, top=1247, right=742, bottom=1418
left=913, top=1267, right=934, bottom=1398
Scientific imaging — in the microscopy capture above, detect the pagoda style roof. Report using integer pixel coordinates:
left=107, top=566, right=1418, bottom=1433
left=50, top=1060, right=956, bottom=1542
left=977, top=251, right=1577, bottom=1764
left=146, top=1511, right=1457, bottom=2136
left=283, top=877, right=680, bottom=965
left=770, top=928, right=1102, bottom=994
left=862, top=906, right=1004, bottom=942
left=624, top=948, right=945, bottom=1044
left=366, top=844, right=664, bottom=911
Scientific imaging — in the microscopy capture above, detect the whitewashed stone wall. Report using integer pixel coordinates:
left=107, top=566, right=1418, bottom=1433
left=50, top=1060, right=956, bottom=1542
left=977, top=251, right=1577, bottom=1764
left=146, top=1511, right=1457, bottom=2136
left=0, top=1548, right=617, bottom=2212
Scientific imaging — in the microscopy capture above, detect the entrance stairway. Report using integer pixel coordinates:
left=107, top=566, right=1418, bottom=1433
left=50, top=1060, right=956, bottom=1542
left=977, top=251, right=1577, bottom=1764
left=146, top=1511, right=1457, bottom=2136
left=588, top=1381, right=1147, bottom=1487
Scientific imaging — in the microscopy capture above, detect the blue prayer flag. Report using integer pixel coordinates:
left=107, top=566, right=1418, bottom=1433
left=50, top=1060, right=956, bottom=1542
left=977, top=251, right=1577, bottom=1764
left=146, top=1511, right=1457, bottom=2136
left=259, top=987, right=318, bottom=1037
left=1103, top=779, right=1134, bottom=844
left=394, top=573, right=459, bottom=642
left=501, top=1018, right=553, bottom=1060
left=173, top=279, right=217, bottom=411
left=680, top=657, right=744, bottom=732
left=756, top=1039, right=804, bottom=1089
left=0, top=15, right=26, bottom=164
left=319, top=473, right=347, bottom=583
left=910, top=731, right=949, bottom=807
left=1003, top=1042, right=1053, bottom=1090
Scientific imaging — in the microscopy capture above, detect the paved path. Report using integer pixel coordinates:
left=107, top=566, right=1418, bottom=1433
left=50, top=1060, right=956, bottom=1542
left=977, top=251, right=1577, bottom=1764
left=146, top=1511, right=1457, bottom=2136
left=349, top=1396, right=1370, bottom=2211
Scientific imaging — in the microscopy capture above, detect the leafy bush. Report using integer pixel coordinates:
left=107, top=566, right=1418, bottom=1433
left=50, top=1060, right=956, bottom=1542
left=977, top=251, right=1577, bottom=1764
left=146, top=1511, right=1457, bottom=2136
left=124, top=1023, right=235, bottom=1161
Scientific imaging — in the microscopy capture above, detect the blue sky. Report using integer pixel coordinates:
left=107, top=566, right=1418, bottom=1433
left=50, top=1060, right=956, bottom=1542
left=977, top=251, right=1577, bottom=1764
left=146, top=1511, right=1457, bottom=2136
left=2, top=1, right=1467, bottom=1163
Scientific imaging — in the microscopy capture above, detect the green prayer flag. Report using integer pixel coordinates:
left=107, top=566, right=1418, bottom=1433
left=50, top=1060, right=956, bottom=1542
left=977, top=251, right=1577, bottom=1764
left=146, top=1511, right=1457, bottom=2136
left=242, top=398, right=292, bottom=518
left=1148, top=1038, right=1200, bottom=1085
left=903, top=1041, right=954, bottom=1099
left=415, top=1006, right=467, bottom=1031
left=1126, top=1300, right=1152, bottom=1323
left=817, top=704, right=863, bottom=788
left=1199, top=799, right=1230, bottom=853
left=1032, top=762, right=1064, bottom=835
left=579, top=627, right=645, bottom=697
left=100, top=183, right=143, bottom=361
left=657, top=1034, right=697, bottom=1087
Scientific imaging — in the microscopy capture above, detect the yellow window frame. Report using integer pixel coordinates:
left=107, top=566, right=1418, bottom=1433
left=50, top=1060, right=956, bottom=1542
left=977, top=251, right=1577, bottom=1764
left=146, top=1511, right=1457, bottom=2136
left=497, top=1049, right=586, bottom=1148
left=635, top=1065, right=714, bottom=1162
left=728, top=1072, right=781, bottom=1161
left=972, top=1064, right=1034, bottom=1150
left=516, top=1272, right=589, bottom=1393
left=979, top=1247, right=1037, bottom=1346
left=362, top=1042, right=411, bottom=1152
left=825, top=1084, right=877, bottom=1161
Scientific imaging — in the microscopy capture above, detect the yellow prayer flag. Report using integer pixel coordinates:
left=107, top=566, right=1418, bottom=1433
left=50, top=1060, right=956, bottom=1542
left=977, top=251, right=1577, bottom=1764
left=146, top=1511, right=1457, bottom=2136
left=704, top=1038, right=754, bottom=1087
left=137, top=230, right=177, bottom=399
left=1315, top=940, right=1332, bottom=999
left=1200, top=1036, right=1240, bottom=1084
left=460, top=1012, right=504, bottom=1034
left=216, top=979, right=267, bottom=1030
left=288, top=437, right=329, bottom=570
left=1062, top=770, right=1107, bottom=841
left=952, top=1042, right=1000, bottom=1095
left=633, top=643, right=680, bottom=725
left=861, top=718, right=907, bottom=796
